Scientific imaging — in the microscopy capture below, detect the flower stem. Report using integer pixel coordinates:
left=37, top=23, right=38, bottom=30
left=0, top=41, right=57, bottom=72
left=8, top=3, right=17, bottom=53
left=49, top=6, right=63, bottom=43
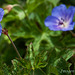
left=70, top=31, right=75, bottom=37
left=7, top=34, right=22, bottom=59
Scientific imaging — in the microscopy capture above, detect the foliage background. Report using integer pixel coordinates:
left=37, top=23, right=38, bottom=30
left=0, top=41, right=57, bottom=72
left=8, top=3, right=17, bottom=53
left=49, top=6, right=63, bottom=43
left=0, top=0, right=75, bottom=75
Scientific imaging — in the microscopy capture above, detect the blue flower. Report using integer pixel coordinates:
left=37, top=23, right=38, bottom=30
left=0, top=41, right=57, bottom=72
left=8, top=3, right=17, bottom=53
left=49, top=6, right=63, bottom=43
left=0, top=8, right=4, bottom=35
left=44, top=4, right=75, bottom=31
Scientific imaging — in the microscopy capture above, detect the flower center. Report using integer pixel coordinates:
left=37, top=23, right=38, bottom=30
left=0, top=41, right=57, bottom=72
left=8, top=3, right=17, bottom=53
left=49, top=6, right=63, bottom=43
left=58, top=18, right=66, bottom=28
left=59, top=22, right=63, bottom=25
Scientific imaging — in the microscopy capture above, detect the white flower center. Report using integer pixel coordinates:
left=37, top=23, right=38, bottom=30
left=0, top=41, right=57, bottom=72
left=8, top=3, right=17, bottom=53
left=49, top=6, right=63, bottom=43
left=58, top=18, right=69, bottom=28
left=59, top=22, right=68, bottom=28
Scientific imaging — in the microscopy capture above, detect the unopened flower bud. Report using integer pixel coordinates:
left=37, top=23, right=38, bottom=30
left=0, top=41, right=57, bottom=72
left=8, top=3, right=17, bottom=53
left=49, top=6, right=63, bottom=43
left=4, top=5, right=13, bottom=13
left=4, top=4, right=19, bottom=13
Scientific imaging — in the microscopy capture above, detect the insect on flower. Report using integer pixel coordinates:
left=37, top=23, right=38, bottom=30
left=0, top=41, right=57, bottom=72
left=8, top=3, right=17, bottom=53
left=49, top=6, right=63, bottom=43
left=44, top=4, right=75, bottom=31
left=0, top=8, right=4, bottom=35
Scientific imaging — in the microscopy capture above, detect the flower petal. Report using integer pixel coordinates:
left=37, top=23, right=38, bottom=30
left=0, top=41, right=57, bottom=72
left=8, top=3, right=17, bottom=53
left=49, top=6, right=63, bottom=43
left=0, top=24, right=2, bottom=36
left=68, top=6, right=75, bottom=13
left=44, top=16, right=59, bottom=27
left=52, top=4, right=67, bottom=20
left=48, top=25, right=61, bottom=31
left=65, top=6, right=75, bottom=25
left=0, top=8, right=4, bottom=22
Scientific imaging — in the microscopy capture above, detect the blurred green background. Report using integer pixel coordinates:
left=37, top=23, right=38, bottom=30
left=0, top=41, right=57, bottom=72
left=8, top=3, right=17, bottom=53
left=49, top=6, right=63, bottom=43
left=0, top=0, right=75, bottom=75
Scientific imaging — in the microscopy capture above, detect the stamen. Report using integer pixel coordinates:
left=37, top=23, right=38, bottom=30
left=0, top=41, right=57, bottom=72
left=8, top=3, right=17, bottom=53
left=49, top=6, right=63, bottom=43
left=61, top=18, right=64, bottom=21
left=58, top=18, right=66, bottom=27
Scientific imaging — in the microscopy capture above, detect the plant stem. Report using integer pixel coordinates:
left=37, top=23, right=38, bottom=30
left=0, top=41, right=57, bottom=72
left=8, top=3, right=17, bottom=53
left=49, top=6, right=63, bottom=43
left=70, top=31, right=75, bottom=37
left=13, top=4, right=27, bottom=16
left=39, top=68, right=46, bottom=75
left=7, top=34, right=22, bottom=59
left=33, top=70, right=34, bottom=75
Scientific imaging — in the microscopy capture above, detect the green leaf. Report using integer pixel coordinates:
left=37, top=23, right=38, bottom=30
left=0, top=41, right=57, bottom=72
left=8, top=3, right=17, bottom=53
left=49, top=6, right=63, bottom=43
left=11, top=59, right=19, bottom=75
left=57, top=58, right=71, bottom=75
left=47, top=0, right=60, bottom=6
left=28, top=43, right=35, bottom=69
left=62, top=49, right=74, bottom=61
left=30, top=69, right=46, bottom=75
left=3, top=15, right=18, bottom=22
left=47, top=65, right=59, bottom=75
left=26, top=0, right=45, bottom=14
left=3, top=64, right=11, bottom=75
